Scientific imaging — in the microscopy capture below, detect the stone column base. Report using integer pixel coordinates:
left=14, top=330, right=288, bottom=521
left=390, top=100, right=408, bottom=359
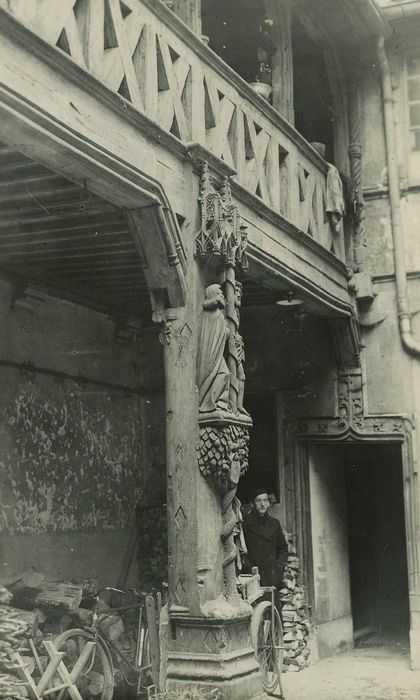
left=165, top=612, right=265, bottom=700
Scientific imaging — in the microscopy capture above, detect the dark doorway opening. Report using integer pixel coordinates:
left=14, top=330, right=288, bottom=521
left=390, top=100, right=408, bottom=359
left=308, top=441, right=410, bottom=658
left=344, top=443, right=410, bottom=644
left=238, top=393, right=278, bottom=505
left=201, top=0, right=266, bottom=84
left=292, top=16, right=335, bottom=161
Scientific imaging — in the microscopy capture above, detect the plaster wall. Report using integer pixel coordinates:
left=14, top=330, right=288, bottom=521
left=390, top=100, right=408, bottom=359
left=360, top=61, right=420, bottom=277
left=360, top=67, right=388, bottom=190
left=364, top=193, right=420, bottom=277
left=0, top=280, right=155, bottom=587
left=360, top=280, right=417, bottom=415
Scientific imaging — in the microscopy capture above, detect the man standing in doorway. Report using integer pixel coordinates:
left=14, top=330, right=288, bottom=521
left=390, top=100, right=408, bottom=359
left=243, top=488, right=288, bottom=612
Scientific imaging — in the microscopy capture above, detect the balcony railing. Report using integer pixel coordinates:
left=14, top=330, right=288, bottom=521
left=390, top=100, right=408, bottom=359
left=1, top=0, right=344, bottom=260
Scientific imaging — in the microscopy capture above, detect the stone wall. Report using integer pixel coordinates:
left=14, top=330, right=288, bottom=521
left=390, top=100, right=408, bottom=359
left=0, top=280, right=152, bottom=587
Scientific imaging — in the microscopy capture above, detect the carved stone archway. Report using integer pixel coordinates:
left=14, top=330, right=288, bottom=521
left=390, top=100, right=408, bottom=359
left=283, top=367, right=419, bottom=665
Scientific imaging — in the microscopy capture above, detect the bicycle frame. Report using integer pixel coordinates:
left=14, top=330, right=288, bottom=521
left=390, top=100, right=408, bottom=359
left=68, top=589, right=151, bottom=681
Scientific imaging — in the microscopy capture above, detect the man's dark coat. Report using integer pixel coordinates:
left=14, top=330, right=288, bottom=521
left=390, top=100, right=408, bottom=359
left=243, top=509, right=288, bottom=587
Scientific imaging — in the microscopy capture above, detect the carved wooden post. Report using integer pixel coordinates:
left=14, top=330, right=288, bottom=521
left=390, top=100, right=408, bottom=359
left=348, top=78, right=366, bottom=272
left=162, top=147, right=264, bottom=699
left=154, top=304, right=201, bottom=617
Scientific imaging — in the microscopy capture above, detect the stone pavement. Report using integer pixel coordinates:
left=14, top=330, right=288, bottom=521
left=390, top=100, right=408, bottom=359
left=281, top=641, right=420, bottom=700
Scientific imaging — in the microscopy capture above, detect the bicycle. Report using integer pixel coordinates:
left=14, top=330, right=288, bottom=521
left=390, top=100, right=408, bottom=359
left=51, top=586, right=159, bottom=700
left=238, top=569, right=284, bottom=698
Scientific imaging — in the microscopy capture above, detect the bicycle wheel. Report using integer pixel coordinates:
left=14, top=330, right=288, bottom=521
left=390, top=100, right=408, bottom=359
left=53, top=628, right=114, bottom=700
left=250, top=600, right=284, bottom=696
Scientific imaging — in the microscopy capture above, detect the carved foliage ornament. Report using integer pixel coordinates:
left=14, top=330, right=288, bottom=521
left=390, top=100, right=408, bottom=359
left=197, top=421, right=251, bottom=607
left=197, top=423, right=250, bottom=492
left=195, top=163, right=248, bottom=270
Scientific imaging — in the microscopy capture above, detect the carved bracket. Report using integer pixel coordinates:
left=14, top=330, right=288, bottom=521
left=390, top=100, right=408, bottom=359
left=152, top=307, right=183, bottom=346
left=194, top=161, right=248, bottom=271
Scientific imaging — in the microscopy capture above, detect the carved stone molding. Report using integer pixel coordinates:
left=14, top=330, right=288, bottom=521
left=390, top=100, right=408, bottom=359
left=289, top=367, right=410, bottom=442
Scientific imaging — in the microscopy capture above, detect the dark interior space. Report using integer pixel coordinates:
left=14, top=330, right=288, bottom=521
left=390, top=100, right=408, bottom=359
left=237, top=392, right=278, bottom=504
left=202, top=1, right=336, bottom=156
left=292, top=16, right=335, bottom=161
left=201, top=0, right=267, bottom=83
left=344, top=443, right=410, bottom=642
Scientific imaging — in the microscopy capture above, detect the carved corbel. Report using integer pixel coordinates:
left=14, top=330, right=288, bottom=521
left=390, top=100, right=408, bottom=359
left=152, top=307, right=182, bottom=346
left=187, top=146, right=249, bottom=273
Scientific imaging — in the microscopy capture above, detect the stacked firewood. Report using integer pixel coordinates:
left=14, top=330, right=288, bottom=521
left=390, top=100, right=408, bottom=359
left=137, top=505, right=168, bottom=589
left=279, top=534, right=311, bottom=672
left=0, top=571, right=85, bottom=699
left=0, top=603, right=37, bottom=699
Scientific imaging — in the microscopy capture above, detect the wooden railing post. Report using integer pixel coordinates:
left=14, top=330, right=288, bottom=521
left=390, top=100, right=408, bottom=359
left=288, top=144, right=301, bottom=227
left=264, top=0, right=294, bottom=124
left=170, top=0, right=201, bottom=35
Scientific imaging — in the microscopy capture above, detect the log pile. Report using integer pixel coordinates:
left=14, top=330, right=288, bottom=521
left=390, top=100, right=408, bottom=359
left=279, top=534, right=311, bottom=672
left=137, top=504, right=168, bottom=589
left=0, top=570, right=86, bottom=699
left=0, top=605, right=42, bottom=699
left=0, top=569, right=147, bottom=698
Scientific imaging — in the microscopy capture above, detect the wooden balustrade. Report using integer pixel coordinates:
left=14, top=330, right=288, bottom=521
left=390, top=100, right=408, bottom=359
left=0, top=0, right=343, bottom=259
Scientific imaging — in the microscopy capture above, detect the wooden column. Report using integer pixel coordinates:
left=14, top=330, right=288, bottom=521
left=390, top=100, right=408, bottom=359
left=264, top=0, right=294, bottom=124
left=160, top=303, right=201, bottom=617
left=161, top=153, right=264, bottom=699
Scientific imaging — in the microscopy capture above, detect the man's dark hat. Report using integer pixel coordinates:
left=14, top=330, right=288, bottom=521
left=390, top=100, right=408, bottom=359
left=251, top=487, right=269, bottom=500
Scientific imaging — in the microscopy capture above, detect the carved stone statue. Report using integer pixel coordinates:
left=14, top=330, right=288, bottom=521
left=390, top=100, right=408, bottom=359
left=197, top=284, right=230, bottom=415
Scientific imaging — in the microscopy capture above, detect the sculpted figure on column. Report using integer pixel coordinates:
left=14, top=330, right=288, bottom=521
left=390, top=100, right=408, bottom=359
left=234, top=281, right=250, bottom=417
left=197, top=284, right=230, bottom=415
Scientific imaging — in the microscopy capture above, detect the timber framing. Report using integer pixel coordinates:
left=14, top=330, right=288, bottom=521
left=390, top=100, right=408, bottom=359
left=0, top=2, right=355, bottom=320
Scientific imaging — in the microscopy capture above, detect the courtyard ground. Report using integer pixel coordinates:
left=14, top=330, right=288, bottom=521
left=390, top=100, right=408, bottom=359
left=282, top=638, right=420, bottom=700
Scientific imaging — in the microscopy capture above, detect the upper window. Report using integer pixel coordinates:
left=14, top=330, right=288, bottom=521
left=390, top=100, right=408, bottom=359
left=407, top=54, right=420, bottom=152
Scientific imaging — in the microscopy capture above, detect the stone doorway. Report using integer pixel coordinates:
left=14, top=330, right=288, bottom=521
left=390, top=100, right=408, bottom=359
left=308, top=442, right=410, bottom=660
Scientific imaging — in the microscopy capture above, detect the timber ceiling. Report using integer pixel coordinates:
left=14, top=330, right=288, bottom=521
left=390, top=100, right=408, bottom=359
left=0, top=143, right=151, bottom=323
left=0, top=144, right=299, bottom=322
